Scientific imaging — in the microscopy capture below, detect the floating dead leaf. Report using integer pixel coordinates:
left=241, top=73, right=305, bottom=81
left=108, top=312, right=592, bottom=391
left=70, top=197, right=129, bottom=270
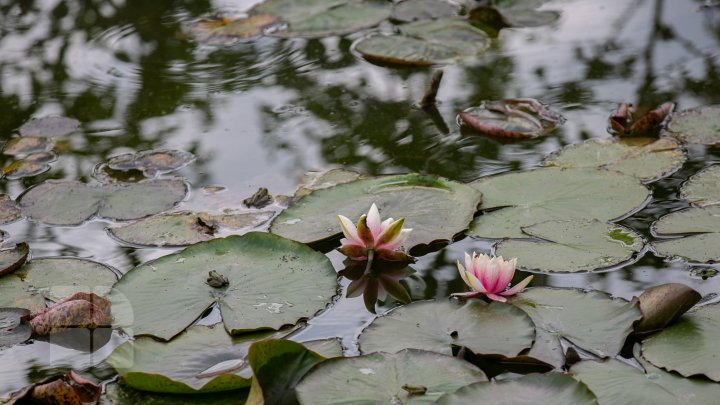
left=0, top=243, right=29, bottom=278
left=23, top=292, right=111, bottom=335
left=609, top=102, right=674, bottom=136
left=458, top=98, right=564, bottom=139
left=106, top=149, right=195, bottom=177
left=185, top=14, right=280, bottom=45
left=243, top=187, right=272, bottom=208
left=2, top=152, right=57, bottom=180
left=18, top=116, right=80, bottom=138
left=634, top=283, right=701, bottom=335
left=0, top=195, right=21, bottom=224
left=2, top=136, right=55, bottom=157
left=92, top=163, right=146, bottom=183
left=6, top=370, right=101, bottom=405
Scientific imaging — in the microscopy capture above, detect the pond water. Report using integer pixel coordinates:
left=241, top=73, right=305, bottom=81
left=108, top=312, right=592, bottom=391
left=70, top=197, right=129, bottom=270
left=2, top=0, right=720, bottom=399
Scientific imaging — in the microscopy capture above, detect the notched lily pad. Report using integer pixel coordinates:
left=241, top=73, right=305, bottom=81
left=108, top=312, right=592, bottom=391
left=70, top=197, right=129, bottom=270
left=0, top=308, right=31, bottom=348
left=295, top=349, right=487, bottom=405
left=468, top=168, right=650, bottom=239
left=544, top=138, right=686, bottom=183
left=358, top=299, right=534, bottom=358
left=108, top=324, right=290, bottom=393
left=354, top=19, right=490, bottom=66
left=458, top=98, right=565, bottom=139
left=652, top=206, right=720, bottom=262
left=680, top=165, right=720, bottom=207
left=494, top=220, right=644, bottom=273
left=2, top=151, right=57, bottom=179
left=0, top=257, right=119, bottom=312
left=110, top=233, right=337, bottom=341
left=108, top=210, right=273, bottom=247
left=184, top=14, right=281, bottom=45
left=19, top=116, right=80, bottom=137
left=2, top=136, right=55, bottom=156
left=665, top=104, right=720, bottom=145
left=252, top=0, right=391, bottom=38
left=641, top=302, right=720, bottom=381
left=271, top=173, right=482, bottom=252
left=436, top=373, right=597, bottom=405
left=106, top=149, right=196, bottom=177
left=0, top=242, right=29, bottom=277
left=19, top=179, right=188, bottom=226
left=509, top=287, right=642, bottom=368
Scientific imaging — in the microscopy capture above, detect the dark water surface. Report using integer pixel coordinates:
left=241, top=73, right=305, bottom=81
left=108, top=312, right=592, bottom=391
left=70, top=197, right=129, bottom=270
left=2, top=0, right=720, bottom=397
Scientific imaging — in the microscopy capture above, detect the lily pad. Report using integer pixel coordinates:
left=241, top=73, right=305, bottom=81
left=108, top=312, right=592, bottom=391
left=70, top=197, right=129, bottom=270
left=680, top=165, right=720, bottom=207
left=2, top=136, right=55, bottom=156
left=652, top=206, right=720, bottom=262
left=271, top=174, right=482, bottom=251
left=252, top=0, right=391, bottom=38
left=458, top=98, right=565, bottom=139
left=19, top=116, right=80, bottom=137
left=509, top=288, right=642, bottom=368
left=2, top=151, right=56, bottom=179
left=544, top=138, right=686, bottom=183
left=109, top=232, right=337, bottom=340
left=0, top=195, right=21, bottom=224
left=494, top=220, right=644, bottom=273
left=18, top=179, right=188, bottom=226
left=108, top=324, right=287, bottom=393
left=295, top=349, right=487, bottom=405
left=0, top=308, right=31, bottom=348
left=571, top=349, right=720, bottom=404
left=665, top=104, right=720, bottom=145
left=641, top=302, right=720, bottom=381
left=358, top=300, right=534, bottom=358
left=184, top=14, right=280, bottom=45
left=0, top=257, right=119, bottom=312
left=391, top=0, right=459, bottom=22
left=108, top=211, right=273, bottom=247
left=353, top=19, right=491, bottom=66
left=468, top=1, right=561, bottom=28
left=0, top=242, right=29, bottom=277
left=468, top=168, right=650, bottom=239
left=102, top=383, right=248, bottom=405
left=106, top=149, right=196, bottom=177
left=436, top=373, right=597, bottom=405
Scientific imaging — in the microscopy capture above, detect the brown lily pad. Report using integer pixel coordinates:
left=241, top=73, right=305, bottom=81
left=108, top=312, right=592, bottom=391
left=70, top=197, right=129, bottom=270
left=0, top=243, right=29, bottom=278
left=23, top=292, right=111, bottom=335
left=106, top=149, right=196, bottom=177
left=609, top=102, right=674, bottom=136
left=6, top=370, right=101, bottom=405
left=185, top=14, right=280, bottom=45
left=634, top=283, right=701, bottom=335
left=2, top=136, right=55, bottom=156
left=2, top=152, right=57, bottom=180
left=458, top=98, right=564, bottom=139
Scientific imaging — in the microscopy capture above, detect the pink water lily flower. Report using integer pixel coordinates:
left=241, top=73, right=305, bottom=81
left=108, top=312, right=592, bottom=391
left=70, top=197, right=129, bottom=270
left=337, top=203, right=412, bottom=262
left=452, top=252, right=533, bottom=302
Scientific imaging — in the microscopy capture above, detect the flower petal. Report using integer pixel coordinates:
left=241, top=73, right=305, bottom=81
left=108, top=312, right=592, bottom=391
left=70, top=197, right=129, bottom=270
left=481, top=257, right=502, bottom=293
left=457, top=260, right=470, bottom=287
left=338, top=215, right=362, bottom=245
left=376, top=249, right=411, bottom=262
left=339, top=245, right=368, bottom=260
left=500, top=275, right=534, bottom=296
left=382, top=228, right=411, bottom=251
left=466, top=271, right=487, bottom=293
left=356, top=214, right=375, bottom=247
left=451, top=291, right=481, bottom=298
left=376, top=218, right=405, bottom=248
left=485, top=293, right=507, bottom=302
left=495, top=258, right=517, bottom=292
left=367, top=203, right=383, bottom=240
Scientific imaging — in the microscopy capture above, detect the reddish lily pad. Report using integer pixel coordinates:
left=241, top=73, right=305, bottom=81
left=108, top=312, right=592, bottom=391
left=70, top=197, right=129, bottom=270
left=106, top=149, right=196, bottom=177
left=23, top=292, right=111, bottom=335
left=18, top=179, right=188, bottom=226
left=0, top=308, right=31, bottom=348
left=184, top=14, right=280, bottom=45
left=6, top=370, right=101, bottom=405
left=108, top=211, right=273, bottom=247
left=609, top=102, right=674, bottom=135
left=458, top=98, right=565, bottom=139
left=2, top=136, right=55, bottom=156
left=0, top=242, right=29, bottom=278
left=18, top=116, right=80, bottom=137
left=2, top=151, right=57, bottom=179
left=665, top=104, right=720, bottom=145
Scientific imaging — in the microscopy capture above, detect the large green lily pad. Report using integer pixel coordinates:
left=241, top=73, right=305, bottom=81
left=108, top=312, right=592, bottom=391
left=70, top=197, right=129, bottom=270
left=358, top=300, right=534, bottom=358
left=251, top=0, right=391, bottom=38
left=641, top=302, right=720, bottom=381
left=295, top=349, right=487, bottom=405
left=101, top=382, right=247, bottom=405
left=391, top=0, right=458, bottom=22
left=271, top=174, right=482, bottom=251
left=107, top=324, right=287, bottom=393
left=436, top=373, right=598, bottom=405
left=19, top=116, right=80, bottom=137
left=544, top=138, right=686, bottom=183
left=571, top=349, right=720, bottom=404
left=0, top=257, right=118, bottom=312
left=680, top=165, right=720, bottom=207
left=495, top=220, right=644, bottom=273
left=468, top=168, right=650, bottom=239
left=18, top=179, right=188, bottom=226
left=0, top=308, right=31, bottom=348
left=108, top=211, right=273, bottom=247
left=110, top=232, right=337, bottom=341
left=665, top=104, right=720, bottom=145
left=353, top=19, right=491, bottom=66
left=509, top=288, right=642, bottom=368
left=652, top=206, right=720, bottom=262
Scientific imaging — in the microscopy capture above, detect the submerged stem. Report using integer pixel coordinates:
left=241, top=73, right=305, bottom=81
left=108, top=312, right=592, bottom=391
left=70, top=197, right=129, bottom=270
left=364, top=249, right=375, bottom=275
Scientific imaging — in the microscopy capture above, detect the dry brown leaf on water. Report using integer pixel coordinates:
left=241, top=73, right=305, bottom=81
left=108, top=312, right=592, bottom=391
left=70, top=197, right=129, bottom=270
left=7, top=370, right=101, bottom=405
left=23, top=292, right=111, bottom=335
